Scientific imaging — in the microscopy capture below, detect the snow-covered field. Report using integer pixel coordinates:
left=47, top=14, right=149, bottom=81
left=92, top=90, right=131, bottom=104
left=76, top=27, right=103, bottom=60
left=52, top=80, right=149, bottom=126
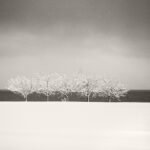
left=0, top=102, right=150, bottom=150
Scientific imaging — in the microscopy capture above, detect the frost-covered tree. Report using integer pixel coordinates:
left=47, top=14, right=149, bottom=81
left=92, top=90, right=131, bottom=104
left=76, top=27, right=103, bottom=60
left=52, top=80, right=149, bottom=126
left=72, top=74, right=99, bottom=102
left=34, top=73, right=62, bottom=101
left=55, top=74, right=71, bottom=101
left=37, top=74, right=51, bottom=101
left=57, top=74, right=82, bottom=101
left=7, top=76, right=33, bottom=101
left=7, top=73, right=128, bottom=102
left=100, top=78, right=128, bottom=102
left=48, top=73, right=66, bottom=101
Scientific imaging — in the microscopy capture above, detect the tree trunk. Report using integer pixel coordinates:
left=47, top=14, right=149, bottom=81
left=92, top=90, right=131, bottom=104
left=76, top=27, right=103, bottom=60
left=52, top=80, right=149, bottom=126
left=66, top=95, right=69, bottom=101
left=108, top=97, right=111, bottom=102
left=47, top=95, right=49, bottom=101
left=87, top=94, right=90, bottom=102
left=64, top=94, right=69, bottom=101
left=25, top=96, right=28, bottom=102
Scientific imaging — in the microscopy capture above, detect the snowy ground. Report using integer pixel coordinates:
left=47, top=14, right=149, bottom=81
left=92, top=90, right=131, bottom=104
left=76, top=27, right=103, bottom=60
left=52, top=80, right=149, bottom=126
left=0, top=102, right=150, bottom=150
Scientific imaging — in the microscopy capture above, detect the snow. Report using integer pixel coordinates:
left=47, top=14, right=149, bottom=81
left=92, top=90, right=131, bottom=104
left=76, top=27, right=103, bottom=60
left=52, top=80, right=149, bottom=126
left=0, top=102, right=150, bottom=150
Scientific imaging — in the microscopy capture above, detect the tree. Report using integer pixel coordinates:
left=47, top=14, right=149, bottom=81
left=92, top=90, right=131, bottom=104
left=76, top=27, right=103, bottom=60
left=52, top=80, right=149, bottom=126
left=7, top=74, right=128, bottom=102
left=55, top=74, right=70, bottom=101
left=35, top=73, right=63, bottom=101
left=57, top=74, right=82, bottom=101
left=100, top=78, right=128, bottom=102
left=73, top=74, right=99, bottom=102
left=49, top=73, right=66, bottom=101
left=7, top=76, right=33, bottom=101
left=35, top=74, right=53, bottom=101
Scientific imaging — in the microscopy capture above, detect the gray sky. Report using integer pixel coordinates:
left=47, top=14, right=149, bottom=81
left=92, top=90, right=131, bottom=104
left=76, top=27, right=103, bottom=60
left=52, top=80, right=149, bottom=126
left=0, top=0, right=150, bottom=89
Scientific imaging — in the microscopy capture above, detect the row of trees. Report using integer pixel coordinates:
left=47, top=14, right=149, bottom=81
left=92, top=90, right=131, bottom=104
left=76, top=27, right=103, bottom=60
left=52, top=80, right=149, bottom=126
left=7, top=73, right=128, bottom=102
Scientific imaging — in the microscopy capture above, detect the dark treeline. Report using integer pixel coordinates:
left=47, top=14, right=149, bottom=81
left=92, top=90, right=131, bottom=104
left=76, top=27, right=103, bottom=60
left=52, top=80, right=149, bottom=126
left=0, top=90, right=150, bottom=102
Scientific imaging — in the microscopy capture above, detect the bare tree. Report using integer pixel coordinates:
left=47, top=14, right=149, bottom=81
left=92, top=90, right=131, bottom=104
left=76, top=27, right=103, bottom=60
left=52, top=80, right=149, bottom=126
left=35, top=74, right=52, bottom=101
left=100, top=78, right=128, bottom=102
left=73, top=74, right=99, bottom=102
left=55, top=75, right=70, bottom=101
left=35, top=73, right=63, bottom=101
left=57, top=74, right=82, bottom=101
left=7, top=74, right=127, bottom=102
left=7, top=76, right=33, bottom=101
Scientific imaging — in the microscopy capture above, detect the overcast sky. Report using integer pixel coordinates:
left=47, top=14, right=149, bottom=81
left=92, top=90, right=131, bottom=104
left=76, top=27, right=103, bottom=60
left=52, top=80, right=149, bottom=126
left=0, top=0, right=150, bottom=89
